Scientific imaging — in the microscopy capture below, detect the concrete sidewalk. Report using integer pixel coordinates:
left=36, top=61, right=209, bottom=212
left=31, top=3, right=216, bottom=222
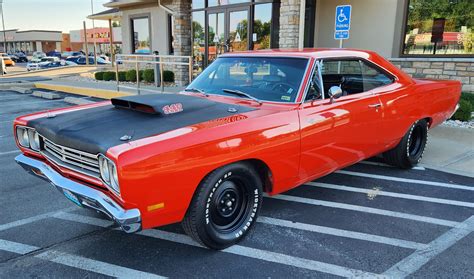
left=423, top=125, right=474, bottom=177
left=34, top=78, right=184, bottom=99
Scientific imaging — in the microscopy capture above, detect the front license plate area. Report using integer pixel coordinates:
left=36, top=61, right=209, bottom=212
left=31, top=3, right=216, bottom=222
left=62, top=189, right=82, bottom=207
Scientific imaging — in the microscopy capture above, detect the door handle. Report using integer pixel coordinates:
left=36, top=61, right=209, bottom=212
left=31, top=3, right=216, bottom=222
left=368, top=103, right=381, bottom=109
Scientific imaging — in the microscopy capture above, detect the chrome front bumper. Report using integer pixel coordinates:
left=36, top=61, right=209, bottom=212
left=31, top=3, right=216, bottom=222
left=15, top=154, right=141, bottom=233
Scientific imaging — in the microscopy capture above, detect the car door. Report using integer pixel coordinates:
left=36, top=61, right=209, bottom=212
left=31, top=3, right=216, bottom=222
left=298, top=59, right=386, bottom=181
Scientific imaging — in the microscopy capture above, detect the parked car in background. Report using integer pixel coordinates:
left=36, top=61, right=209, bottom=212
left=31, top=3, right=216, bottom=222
left=62, top=51, right=84, bottom=59
left=75, top=56, right=111, bottom=65
left=2, top=56, right=15, bottom=67
left=46, top=50, right=62, bottom=58
left=39, top=60, right=78, bottom=69
left=10, top=52, right=28, bottom=63
left=27, top=56, right=61, bottom=71
left=31, top=52, right=46, bottom=63
left=13, top=49, right=462, bottom=250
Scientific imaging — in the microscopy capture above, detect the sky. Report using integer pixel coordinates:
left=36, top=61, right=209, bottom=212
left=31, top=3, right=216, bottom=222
left=2, top=0, right=111, bottom=33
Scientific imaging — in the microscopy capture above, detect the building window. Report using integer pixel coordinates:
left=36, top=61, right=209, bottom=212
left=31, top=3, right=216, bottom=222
left=131, top=17, right=151, bottom=54
left=402, top=0, right=473, bottom=56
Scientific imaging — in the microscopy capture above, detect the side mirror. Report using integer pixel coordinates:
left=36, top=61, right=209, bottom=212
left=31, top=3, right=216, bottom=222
left=328, top=86, right=343, bottom=103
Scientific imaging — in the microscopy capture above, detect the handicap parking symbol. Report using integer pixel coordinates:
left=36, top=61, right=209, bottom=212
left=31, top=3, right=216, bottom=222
left=335, top=5, right=352, bottom=32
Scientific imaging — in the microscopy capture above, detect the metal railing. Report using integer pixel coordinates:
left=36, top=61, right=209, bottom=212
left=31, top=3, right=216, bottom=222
left=115, top=54, right=193, bottom=94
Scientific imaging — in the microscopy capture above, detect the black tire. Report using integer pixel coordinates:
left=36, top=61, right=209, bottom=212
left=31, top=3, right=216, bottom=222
left=182, top=162, right=263, bottom=250
left=383, top=119, right=428, bottom=169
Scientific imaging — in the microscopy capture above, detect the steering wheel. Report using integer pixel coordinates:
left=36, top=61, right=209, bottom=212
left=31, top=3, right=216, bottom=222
left=271, top=82, right=296, bottom=94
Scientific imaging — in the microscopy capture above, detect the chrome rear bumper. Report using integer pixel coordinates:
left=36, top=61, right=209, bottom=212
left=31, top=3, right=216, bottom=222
left=15, top=154, right=141, bottom=233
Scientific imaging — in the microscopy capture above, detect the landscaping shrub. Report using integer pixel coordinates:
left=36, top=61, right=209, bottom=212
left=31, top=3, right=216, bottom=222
left=125, top=69, right=137, bottom=82
left=142, top=69, right=155, bottom=83
left=94, top=71, right=104, bottom=81
left=102, top=71, right=116, bottom=81
left=118, top=71, right=127, bottom=82
left=451, top=99, right=473, bottom=122
left=461, top=92, right=474, bottom=107
left=163, top=70, right=175, bottom=82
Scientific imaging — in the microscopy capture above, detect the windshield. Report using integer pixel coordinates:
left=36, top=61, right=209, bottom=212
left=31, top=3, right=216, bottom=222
left=188, top=57, right=309, bottom=103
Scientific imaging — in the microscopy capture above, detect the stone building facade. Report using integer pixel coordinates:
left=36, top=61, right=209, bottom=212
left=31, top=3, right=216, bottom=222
left=391, top=59, right=474, bottom=93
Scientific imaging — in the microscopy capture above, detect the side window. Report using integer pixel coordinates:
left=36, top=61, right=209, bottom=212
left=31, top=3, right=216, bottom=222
left=305, top=63, right=323, bottom=101
left=321, top=59, right=394, bottom=96
left=359, top=61, right=394, bottom=91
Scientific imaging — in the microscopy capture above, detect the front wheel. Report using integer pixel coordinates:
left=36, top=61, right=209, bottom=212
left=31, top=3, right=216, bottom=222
left=182, top=162, right=263, bottom=250
left=383, top=119, right=428, bottom=169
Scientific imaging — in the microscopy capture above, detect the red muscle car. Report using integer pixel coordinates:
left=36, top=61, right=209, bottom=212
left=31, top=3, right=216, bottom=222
left=14, top=49, right=461, bottom=249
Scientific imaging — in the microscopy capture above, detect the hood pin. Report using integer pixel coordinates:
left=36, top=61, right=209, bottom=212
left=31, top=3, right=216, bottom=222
left=228, top=107, right=238, bottom=113
left=120, top=135, right=132, bottom=141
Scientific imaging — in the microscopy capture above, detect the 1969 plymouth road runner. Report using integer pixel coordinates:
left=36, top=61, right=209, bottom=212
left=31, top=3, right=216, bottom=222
left=14, top=49, right=461, bottom=249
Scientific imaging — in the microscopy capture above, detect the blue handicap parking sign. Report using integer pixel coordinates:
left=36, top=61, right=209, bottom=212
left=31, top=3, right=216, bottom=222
left=335, top=5, right=352, bottom=32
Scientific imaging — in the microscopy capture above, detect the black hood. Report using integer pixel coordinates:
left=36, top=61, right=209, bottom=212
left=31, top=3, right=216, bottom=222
left=28, top=94, right=255, bottom=154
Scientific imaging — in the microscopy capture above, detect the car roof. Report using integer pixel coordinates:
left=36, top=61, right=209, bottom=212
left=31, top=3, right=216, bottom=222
left=221, top=48, right=379, bottom=60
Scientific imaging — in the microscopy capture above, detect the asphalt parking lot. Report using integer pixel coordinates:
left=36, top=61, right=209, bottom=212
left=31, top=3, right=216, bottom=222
left=1, top=89, right=474, bottom=278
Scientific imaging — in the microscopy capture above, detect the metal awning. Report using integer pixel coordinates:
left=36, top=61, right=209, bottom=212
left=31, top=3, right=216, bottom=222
left=87, top=8, right=122, bottom=21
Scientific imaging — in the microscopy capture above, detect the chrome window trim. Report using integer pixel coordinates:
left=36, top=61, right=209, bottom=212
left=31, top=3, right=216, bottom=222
left=301, top=60, right=325, bottom=104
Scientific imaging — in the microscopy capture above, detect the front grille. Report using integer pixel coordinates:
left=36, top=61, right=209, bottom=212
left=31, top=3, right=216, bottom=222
left=40, top=136, right=100, bottom=177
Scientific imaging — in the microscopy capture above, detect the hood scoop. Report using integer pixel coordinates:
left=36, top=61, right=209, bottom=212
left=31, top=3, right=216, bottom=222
left=111, top=94, right=217, bottom=115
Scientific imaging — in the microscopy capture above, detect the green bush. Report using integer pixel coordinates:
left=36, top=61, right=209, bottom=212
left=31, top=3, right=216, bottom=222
left=142, top=69, right=155, bottom=83
left=125, top=69, right=137, bottom=82
left=461, top=92, right=474, bottom=107
left=163, top=70, right=175, bottom=82
left=102, top=71, right=116, bottom=81
left=451, top=99, right=473, bottom=122
left=94, top=71, right=104, bottom=80
left=118, top=71, right=127, bottom=82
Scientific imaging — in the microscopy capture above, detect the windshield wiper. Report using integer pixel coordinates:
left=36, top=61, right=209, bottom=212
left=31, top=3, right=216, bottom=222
left=222, top=89, right=262, bottom=105
left=185, top=87, right=209, bottom=96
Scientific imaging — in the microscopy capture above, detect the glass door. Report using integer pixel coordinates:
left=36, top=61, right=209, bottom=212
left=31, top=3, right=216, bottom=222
left=207, top=12, right=225, bottom=65
left=206, top=8, right=249, bottom=65
left=227, top=9, right=250, bottom=53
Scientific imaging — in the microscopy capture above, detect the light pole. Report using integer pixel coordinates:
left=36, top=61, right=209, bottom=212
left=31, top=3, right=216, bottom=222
left=91, top=0, right=97, bottom=65
left=0, top=0, right=7, bottom=53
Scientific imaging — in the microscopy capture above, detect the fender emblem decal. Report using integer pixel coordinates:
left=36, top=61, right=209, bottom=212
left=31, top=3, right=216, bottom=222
left=162, top=103, right=183, bottom=115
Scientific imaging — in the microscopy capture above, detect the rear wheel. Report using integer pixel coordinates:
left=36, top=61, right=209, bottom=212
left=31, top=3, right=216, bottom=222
left=182, top=162, right=263, bottom=250
left=383, top=119, right=428, bottom=169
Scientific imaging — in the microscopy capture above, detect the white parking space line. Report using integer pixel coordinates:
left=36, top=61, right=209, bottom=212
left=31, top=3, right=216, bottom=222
left=56, top=213, right=379, bottom=278
left=258, top=216, right=427, bottom=250
left=269, top=195, right=460, bottom=227
left=336, top=170, right=474, bottom=191
left=307, top=182, right=474, bottom=208
left=359, top=160, right=426, bottom=170
left=0, top=150, right=21, bottom=156
left=36, top=250, right=167, bottom=279
left=0, top=208, right=75, bottom=232
left=383, top=215, right=474, bottom=277
left=0, top=239, right=38, bottom=254
left=0, top=238, right=166, bottom=279
left=0, top=99, right=65, bottom=108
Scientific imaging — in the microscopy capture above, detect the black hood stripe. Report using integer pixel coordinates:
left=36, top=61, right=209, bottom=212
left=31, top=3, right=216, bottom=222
left=28, top=94, right=255, bottom=154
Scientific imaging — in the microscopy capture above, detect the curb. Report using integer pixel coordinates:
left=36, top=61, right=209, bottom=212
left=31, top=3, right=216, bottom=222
left=34, top=82, right=131, bottom=99
left=32, top=91, right=61, bottom=100
left=63, top=97, right=96, bottom=105
left=11, top=86, right=33, bottom=94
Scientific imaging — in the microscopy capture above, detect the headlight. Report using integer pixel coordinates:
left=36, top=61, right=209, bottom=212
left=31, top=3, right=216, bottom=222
left=28, top=129, right=41, bottom=151
left=16, top=126, right=30, bottom=148
left=99, top=156, right=110, bottom=183
left=99, top=155, right=120, bottom=195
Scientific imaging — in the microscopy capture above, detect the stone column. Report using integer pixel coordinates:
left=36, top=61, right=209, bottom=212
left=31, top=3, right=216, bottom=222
left=172, top=0, right=192, bottom=86
left=279, top=0, right=301, bottom=49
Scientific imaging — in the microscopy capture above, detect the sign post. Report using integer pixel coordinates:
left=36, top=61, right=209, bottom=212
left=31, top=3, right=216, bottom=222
left=334, top=5, right=352, bottom=48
